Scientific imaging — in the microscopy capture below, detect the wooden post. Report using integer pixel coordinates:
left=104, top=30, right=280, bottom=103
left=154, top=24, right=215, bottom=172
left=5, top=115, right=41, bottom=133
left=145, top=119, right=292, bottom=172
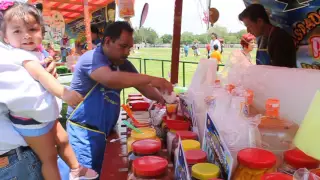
left=83, top=0, right=93, bottom=50
left=170, top=0, right=183, bottom=84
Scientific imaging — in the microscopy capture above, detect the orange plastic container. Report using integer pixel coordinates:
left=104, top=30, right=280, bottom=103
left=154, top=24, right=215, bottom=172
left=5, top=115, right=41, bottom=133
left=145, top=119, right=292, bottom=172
left=265, top=98, right=280, bottom=118
left=225, top=84, right=235, bottom=93
left=245, top=89, right=254, bottom=105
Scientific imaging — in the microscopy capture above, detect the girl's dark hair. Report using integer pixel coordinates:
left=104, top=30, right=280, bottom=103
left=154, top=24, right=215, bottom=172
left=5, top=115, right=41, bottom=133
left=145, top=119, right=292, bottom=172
left=0, top=2, right=44, bottom=34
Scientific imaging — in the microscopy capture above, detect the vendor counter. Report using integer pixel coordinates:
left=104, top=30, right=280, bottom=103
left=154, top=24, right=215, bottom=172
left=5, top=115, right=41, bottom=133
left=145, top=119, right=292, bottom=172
left=100, top=120, right=129, bottom=179
left=100, top=113, right=175, bottom=180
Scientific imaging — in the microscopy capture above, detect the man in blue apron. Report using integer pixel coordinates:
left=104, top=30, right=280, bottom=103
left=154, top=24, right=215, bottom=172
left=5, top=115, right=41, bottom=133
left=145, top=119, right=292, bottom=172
left=58, top=21, right=173, bottom=179
left=239, top=4, right=296, bottom=68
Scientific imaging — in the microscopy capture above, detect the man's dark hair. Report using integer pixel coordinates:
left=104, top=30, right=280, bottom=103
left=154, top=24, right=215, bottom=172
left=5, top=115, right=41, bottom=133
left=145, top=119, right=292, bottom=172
left=212, top=33, right=218, bottom=39
left=91, top=25, right=100, bottom=35
left=213, top=44, right=219, bottom=51
left=102, top=21, right=134, bottom=44
left=238, top=4, right=270, bottom=24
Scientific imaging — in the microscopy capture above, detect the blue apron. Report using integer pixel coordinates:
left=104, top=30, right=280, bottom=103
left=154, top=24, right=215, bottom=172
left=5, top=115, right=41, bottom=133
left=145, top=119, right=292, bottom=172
left=58, top=83, right=121, bottom=180
left=256, top=27, right=275, bottom=65
left=256, top=48, right=271, bottom=65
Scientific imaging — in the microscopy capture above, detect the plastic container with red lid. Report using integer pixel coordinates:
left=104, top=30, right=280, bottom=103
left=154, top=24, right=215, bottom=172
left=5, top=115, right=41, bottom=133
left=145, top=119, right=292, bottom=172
left=128, top=93, right=142, bottom=97
left=278, top=148, right=320, bottom=175
left=128, top=139, right=162, bottom=171
left=163, top=119, right=190, bottom=131
left=233, top=148, right=277, bottom=180
left=176, top=131, right=198, bottom=140
left=129, top=101, right=150, bottom=111
left=185, top=150, right=207, bottom=173
left=128, top=156, right=169, bottom=180
left=128, top=96, right=144, bottom=101
left=185, top=150, right=207, bottom=165
left=261, top=172, right=293, bottom=180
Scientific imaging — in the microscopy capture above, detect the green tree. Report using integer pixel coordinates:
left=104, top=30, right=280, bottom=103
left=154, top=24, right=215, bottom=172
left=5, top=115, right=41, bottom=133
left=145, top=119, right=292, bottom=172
left=235, top=29, right=247, bottom=40
left=224, top=35, right=238, bottom=44
left=181, top=32, right=194, bottom=44
left=195, top=34, right=210, bottom=44
left=133, top=27, right=159, bottom=44
left=207, top=25, right=228, bottom=39
left=161, top=34, right=173, bottom=44
left=155, top=37, right=163, bottom=44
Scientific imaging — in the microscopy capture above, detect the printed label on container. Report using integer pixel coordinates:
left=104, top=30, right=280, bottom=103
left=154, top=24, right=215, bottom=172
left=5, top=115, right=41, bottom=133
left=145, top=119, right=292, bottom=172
left=174, top=137, right=191, bottom=180
left=202, top=113, right=234, bottom=180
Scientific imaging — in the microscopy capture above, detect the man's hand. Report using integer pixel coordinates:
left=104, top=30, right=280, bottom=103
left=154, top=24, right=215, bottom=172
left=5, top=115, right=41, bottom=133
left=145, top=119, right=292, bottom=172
left=157, top=96, right=165, bottom=105
left=45, top=60, right=58, bottom=78
left=150, top=77, right=173, bottom=94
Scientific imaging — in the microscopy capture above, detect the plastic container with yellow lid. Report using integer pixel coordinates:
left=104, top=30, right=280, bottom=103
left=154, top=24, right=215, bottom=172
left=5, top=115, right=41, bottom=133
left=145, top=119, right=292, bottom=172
left=127, top=127, right=159, bottom=153
left=191, top=163, right=220, bottom=180
left=182, top=140, right=201, bottom=151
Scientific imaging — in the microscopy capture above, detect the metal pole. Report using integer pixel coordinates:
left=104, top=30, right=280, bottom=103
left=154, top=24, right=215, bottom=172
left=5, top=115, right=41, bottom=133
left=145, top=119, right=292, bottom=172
left=170, top=0, right=183, bottom=84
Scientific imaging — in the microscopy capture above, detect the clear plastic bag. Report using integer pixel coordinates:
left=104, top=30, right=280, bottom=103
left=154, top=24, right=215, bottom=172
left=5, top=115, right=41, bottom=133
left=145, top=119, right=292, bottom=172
left=293, top=168, right=320, bottom=180
left=150, top=107, right=166, bottom=126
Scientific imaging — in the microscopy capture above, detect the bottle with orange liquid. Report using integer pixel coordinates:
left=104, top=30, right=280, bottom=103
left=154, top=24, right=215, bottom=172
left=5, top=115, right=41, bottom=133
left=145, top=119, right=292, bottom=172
left=258, top=98, right=299, bottom=154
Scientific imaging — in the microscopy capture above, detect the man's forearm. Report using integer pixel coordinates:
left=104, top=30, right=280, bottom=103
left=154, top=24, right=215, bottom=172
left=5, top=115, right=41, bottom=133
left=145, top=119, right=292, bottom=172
left=137, top=85, right=162, bottom=102
left=97, top=71, right=153, bottom=89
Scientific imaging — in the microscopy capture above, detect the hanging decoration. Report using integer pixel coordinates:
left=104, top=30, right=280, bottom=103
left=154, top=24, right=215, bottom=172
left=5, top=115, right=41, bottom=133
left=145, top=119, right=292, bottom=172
left=209, top=7, right=219, bottom=26
left=139, top=3, right=149, bottom=28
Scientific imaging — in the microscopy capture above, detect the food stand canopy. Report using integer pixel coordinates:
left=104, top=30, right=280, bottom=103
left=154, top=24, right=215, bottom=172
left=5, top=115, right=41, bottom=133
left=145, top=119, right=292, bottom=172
left=29, top=0, right=114, bottom=23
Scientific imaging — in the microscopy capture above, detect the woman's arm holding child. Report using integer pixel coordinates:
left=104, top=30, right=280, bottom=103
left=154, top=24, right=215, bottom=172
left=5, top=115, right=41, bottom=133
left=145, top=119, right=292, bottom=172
left=23, top=60, right=83, bottom=106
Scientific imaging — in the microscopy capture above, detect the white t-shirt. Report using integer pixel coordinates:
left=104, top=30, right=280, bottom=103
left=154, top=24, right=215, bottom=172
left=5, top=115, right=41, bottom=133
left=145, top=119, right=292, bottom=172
left=0, top=44, right=61, bottom=154
left=210, top=39, right=221, bottom=53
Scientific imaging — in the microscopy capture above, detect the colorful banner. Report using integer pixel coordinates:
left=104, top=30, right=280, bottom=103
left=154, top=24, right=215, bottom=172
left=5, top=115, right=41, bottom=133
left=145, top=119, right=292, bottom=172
left=174, top=137, right=191, bottom=180
left=65, top=8, right=108, bottom=45
left=202, top=113, right=233, bottom=180
left=105, top=2, right=116, bottom=24
left=243, top=0, right=320, bottom=70
left=43, top=11, right=65, bottom=44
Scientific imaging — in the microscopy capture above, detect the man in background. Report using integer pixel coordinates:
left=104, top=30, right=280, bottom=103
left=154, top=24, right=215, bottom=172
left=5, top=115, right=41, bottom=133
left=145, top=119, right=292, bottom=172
left=239, top=4, right=296, bottom=67
left=210, top=33, right=221, bottom=53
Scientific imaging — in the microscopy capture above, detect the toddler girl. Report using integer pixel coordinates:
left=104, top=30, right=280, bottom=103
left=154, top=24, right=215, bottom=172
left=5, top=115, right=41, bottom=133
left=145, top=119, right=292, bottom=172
left=0, top=1, right=98, bottom=180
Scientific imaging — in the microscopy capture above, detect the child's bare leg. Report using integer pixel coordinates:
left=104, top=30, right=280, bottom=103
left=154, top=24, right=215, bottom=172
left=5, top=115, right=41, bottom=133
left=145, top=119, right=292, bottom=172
left=53, top=121, right=79, bottom=169
left=53, top=121, right=99, bottom=179
left=24, top=128, right=61, bottom=180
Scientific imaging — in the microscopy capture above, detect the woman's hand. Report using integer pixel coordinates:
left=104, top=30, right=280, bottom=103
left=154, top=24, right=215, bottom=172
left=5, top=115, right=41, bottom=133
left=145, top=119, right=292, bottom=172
left=45, top=61, right=58, bottom=78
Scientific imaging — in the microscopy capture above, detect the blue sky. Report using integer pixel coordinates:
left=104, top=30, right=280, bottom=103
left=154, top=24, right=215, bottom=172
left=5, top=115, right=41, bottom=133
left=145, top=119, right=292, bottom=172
left=120, top=0, right=247, bottom=35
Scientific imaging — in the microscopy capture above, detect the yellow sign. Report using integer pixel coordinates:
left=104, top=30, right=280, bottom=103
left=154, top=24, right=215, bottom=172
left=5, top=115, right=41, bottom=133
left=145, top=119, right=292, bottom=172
left=294, top=90, right=320, bottom=160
